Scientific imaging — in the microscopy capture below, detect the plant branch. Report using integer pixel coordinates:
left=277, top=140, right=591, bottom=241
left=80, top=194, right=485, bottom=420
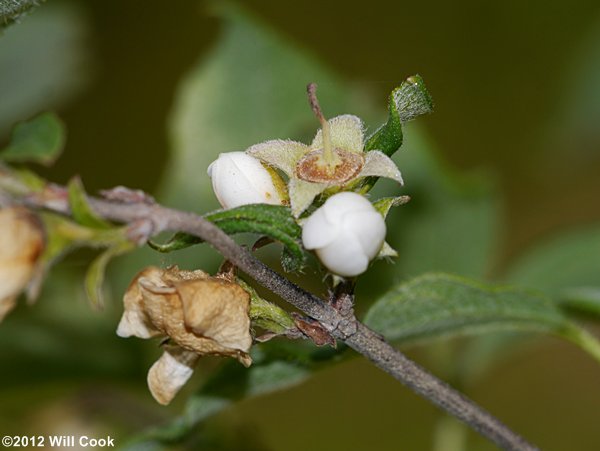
left=21, top=185, right=537, bottom=451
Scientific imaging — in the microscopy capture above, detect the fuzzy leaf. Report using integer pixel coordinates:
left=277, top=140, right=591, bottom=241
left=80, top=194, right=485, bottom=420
left=149, top=204, right=305, bottom=272
left=393, top=74, right=434, bottom=123
left=0, top=112, right=65, bottom=165
left=0, top=0, right=43, bottom=28
left=364, top=273, right=600, bottom=362
left=365, top=75, right=433, bottom=158
left=67, top=176, right=112, bottom=229
left=364, top=89, right=403, bottom=157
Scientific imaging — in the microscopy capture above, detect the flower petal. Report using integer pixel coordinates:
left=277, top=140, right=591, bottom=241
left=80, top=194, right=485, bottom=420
left=342, top=209, right=387, bottom=260
left=316, top=235, right=369, bottom=277
left=138, top=270, right=252, bottom=365
left=358, top=151, right=404, bottom=184
left=301, top=207, right=338, bottom=250
left=176, top=278, right=252, bottom=352
left=116, top=267, right=164, bottom=338
left=288, top=179, right=328, bottom=218
left=311, top=115, right=364, bottom=153
left=147, top=346, right=200, bottom=405
left=246, top=139, right=308, bottom=176
left=208, top=152, right=283, bottom=209
left=0, top=207, right=44, bottom=318
left=162, top=266, right=209, bottom=283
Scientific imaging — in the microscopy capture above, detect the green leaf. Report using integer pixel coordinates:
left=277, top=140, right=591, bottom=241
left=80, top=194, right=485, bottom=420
left=393, top=74, right=434, bottom=123
left=0, top=2, right=88, bottom=135
left=364, top=91, right=403, bottom=156
left=67, top=176, right=113, bottom=229
left=505, top=225, right=600, bottom=293
left=363, top=273, right=600, bottom=362
left=0, top=165, right=46, bottom=197
left=84, top=241, right=135, bottom=309
left=149, top=204, right=305, bottom=272
left=559, top=287, right=600, bottom=318
left=365, top=74, right=433, bottom=157
left=0, top=0, right=43, bottom=28
left=32, top=211, right=133, bottom=306
left=0, top=112, right=65, bottom=165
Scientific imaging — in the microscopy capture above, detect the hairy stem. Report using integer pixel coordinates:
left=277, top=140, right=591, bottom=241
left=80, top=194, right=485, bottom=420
left=22, top=186, right=538, bottom=451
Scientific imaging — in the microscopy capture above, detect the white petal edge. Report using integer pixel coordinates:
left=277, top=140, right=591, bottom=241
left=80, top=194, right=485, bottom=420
left=358, top=151, right=404, bottom=184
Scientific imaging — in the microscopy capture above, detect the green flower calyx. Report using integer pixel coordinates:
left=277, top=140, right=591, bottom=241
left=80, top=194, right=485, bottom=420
left=246, top=84, right=404, bottom=217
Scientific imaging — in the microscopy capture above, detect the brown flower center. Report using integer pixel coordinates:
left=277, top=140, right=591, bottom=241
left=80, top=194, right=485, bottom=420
left=295, top=148, right=364, bottom=184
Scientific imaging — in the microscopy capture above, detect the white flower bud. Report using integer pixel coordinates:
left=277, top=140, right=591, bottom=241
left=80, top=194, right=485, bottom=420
left=302, top=192, right=386, bottom=277
left=207, top=151, right=282, bottom=209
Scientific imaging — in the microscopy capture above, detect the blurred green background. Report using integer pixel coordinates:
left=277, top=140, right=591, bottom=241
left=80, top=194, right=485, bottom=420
left=1, top=0, right=600, bottom=450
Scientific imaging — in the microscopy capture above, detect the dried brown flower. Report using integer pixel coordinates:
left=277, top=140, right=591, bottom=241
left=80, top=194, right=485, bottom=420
left=117, top=266, right=252, bottom=405
left=0, top=207, right=45, bottom=321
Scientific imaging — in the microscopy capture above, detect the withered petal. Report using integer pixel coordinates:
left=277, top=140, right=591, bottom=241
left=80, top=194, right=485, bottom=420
left=176, top=278, right=252, bottom=352
left=116, top=267, right=164, bottom=338
left=162, top=265, right=209, bottom=284
left=0, top=207, right=45, bottom=311
left=121, top=266, right=253, bottom=374
left=147, top=346, right=200, bottom=405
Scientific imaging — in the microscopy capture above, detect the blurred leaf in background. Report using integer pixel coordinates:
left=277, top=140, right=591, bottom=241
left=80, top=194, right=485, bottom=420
left=0, top=1, right=90, bottom=137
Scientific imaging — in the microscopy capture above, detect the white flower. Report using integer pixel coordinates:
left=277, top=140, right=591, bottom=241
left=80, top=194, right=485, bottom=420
left=247, top=115, right=403, bottom=217
left=302, top=192, right=386, bottom=277
left=207, top=151, right=284, bottom=209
